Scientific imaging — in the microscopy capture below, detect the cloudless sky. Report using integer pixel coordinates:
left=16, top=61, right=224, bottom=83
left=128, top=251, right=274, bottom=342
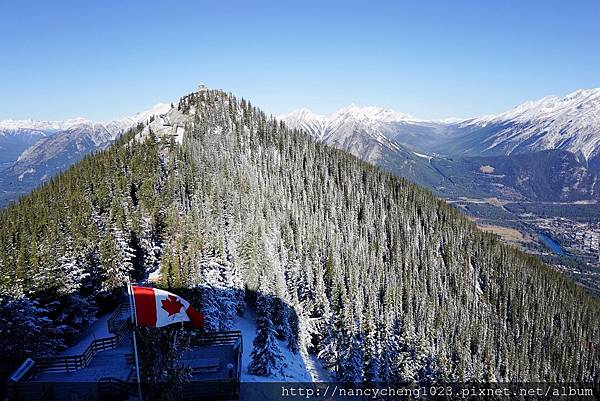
left=1, top=0, right=599, bottom=121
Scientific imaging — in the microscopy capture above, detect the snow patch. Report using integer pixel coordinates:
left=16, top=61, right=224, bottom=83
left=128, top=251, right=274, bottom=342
left=233, top=310, right=333, bottom=383
left=413, top=151, right=432, bottom=161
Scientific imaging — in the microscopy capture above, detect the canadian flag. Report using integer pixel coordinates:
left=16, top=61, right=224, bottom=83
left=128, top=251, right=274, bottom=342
left=131, top=286, right=204, bottom=328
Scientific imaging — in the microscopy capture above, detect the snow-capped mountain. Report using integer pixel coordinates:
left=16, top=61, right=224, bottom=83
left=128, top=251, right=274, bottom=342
left=0, top=117, right=93, bottom=132
left=0, top=118, right=103, bottom=164
left=2, top=102, right=169, bottom=129
left=280, top=106, right=450, bottom=188
left=282, top=88, right=600, bottom=164
left=280, top=104, right=424, bottom=140
left=279, top=105, right=450, bottom=159
left=0, top=103, right=172, bottom=206
left=278, top=108, right=328, bottom=139
left=447, top=88, right=600, bottom=166
left=0, top=103, right=171, bottom=144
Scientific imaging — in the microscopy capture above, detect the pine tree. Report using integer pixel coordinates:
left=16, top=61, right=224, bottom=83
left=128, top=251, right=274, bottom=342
left=362, top=307, right=380, bottom=383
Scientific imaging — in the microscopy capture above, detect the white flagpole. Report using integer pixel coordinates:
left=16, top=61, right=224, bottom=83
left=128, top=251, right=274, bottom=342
left=128, top=283, right=144, bottom=401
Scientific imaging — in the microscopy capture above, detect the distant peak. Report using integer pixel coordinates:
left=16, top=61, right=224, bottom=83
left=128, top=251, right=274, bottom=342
left=436, top=117, right=466, bottom=124
left=471, top=87, right=600, bottom=125
left=564, top=87, right=600, bottom=100
left=136, top=103, right=172, bottom=116
left=281, top=105, right=423, bottom=123
left=0, top=117, right=94, bottom=131
left=277, top=108, right=324, bottom=122
left=333, top=105, right=421, bottom=122
left=0, top=103, right=173, bottom=134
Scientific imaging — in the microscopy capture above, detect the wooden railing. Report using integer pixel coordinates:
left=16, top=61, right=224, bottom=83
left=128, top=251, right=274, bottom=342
left=107, top=303, right=130, bottom=333
left=189, top=330, right=243, bottom=382
left=97, top=377, right=129, bottom=401
left=33, top=306, right=130, bottom=373
left=189, top=330, right=242, bottom=347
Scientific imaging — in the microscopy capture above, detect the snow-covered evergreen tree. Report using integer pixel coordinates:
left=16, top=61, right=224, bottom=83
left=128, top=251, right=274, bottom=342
left=98, top=225, right=134, bottom=291
left=362, top=306, right=380, bottom=383
left=248, top=275, right=283, bottom=376
left=0, top=296, right=63, bottom=369
left=198, top=255, right=241, bottom=332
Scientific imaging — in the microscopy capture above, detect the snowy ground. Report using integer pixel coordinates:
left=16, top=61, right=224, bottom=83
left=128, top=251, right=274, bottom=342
left=233, top=309, right=334, bottom=383
left=59, top=313, right=111, bottom=356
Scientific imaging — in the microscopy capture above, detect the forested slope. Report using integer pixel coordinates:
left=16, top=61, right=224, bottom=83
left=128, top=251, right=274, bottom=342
left=1, top=89, right=599, bottom=383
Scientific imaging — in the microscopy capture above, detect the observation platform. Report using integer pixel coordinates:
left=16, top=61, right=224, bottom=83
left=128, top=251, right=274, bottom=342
left=7, top=304, right=242, bottom=401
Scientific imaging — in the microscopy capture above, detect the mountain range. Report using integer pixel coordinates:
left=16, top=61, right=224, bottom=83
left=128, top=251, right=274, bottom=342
left=280, top=88, right=600, bottom=202
left=2, top=88, right=600, bottom=207
left=451, top=88, right=600, bottom=161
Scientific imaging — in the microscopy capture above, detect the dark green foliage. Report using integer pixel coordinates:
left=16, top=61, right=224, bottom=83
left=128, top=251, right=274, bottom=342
left=137, top=326, right=191, bottom=401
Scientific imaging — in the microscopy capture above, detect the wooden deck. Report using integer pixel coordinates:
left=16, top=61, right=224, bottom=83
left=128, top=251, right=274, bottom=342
left=7, top=303, right=243, bottom=401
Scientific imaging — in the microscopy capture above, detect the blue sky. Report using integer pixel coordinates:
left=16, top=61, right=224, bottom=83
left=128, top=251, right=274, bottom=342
left=0, top=0, right=599, bottom=121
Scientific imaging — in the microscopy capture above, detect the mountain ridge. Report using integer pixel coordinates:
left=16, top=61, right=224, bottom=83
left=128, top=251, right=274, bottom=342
left=449, top=88, right=600, bottom=161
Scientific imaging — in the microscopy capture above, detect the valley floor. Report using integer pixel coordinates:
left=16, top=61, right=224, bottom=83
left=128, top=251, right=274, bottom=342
left=452, top=197, right=600, bottom=297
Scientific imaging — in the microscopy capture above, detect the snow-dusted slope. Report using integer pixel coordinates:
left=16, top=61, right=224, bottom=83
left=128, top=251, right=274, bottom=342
left=454, top=88, right=600, bottom=161
left=109, top=103, right=172, bottom=133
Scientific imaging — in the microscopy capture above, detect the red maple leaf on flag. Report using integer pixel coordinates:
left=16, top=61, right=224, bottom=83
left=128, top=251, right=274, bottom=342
left=161, top=295, right=184, bottom=317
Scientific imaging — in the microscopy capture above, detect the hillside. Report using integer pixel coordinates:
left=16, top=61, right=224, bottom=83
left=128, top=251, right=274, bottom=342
left=1, top=88, right=599, bottom=383
left=281, top=97, right=600, bottom=277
